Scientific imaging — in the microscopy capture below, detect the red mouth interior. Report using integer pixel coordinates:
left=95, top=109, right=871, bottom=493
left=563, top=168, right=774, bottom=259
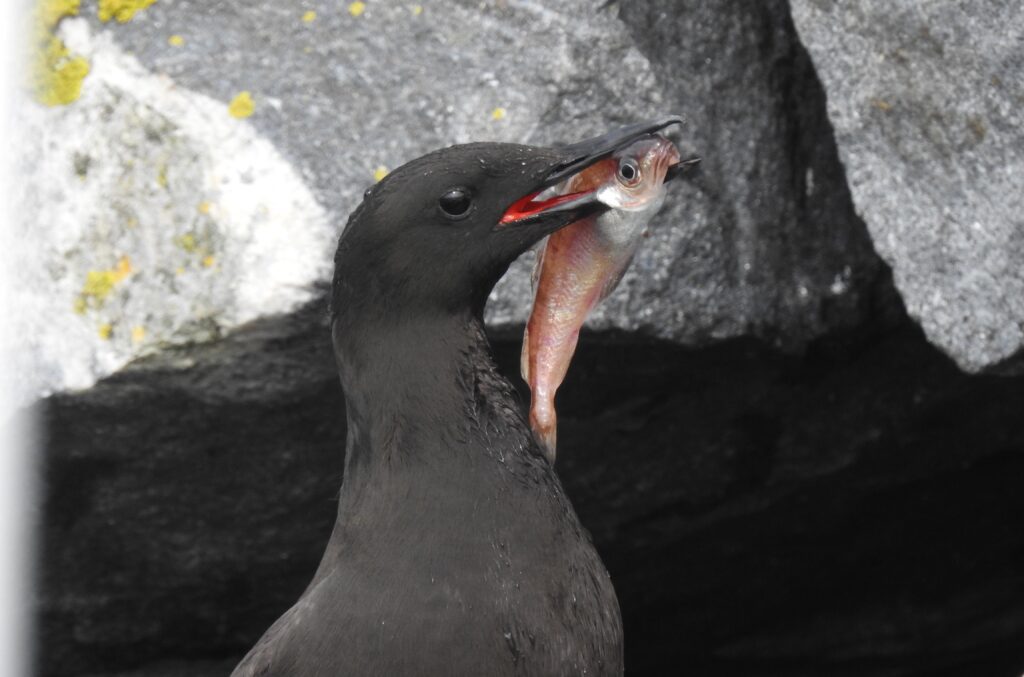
left=499, top=190, right=589, bottom=225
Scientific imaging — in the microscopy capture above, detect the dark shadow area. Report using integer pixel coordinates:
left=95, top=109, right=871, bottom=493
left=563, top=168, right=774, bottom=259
left=541, top=325, right=1024, bottom=677
left=36, top=297, right=1024, bottom=676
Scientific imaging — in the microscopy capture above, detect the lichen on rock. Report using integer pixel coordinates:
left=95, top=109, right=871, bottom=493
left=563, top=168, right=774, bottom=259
left=228, top=91, right=255, bottom=119
left=76, top=256, right=133, bottom=312
left=30, top=0, right=90, bottom=106
left=11, top=21, right=334, bottom=405
left=97, top=0, right=157, bottom=23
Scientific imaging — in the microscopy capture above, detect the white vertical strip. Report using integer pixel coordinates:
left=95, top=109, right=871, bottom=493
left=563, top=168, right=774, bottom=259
left=0, top=1, right=34, bottom=675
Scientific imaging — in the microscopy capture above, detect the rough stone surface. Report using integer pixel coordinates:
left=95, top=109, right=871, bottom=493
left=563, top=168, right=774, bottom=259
left=11, top=20, right=332, bottom=407
left=790, top=1, right=1024, bottom=372
left=18, top=0, right=1022, bottom=405
left=70, top=0, right=889, bottom=355
left=601, top=0, right=889, bottom=348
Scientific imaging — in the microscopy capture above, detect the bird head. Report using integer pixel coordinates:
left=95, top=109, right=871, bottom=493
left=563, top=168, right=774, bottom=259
left=330, top=117, right=684, bottom=326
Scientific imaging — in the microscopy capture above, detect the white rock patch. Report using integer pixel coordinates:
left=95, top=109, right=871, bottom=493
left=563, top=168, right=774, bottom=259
left=9, top=19, right=334, bottom=408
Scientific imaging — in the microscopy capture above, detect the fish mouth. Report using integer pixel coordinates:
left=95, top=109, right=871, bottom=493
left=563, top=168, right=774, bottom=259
left=498, top=116, right=686, bottom=228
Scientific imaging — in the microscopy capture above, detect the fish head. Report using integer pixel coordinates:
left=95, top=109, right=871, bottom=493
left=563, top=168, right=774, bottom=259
left=592, top=135, right=682, bottom=212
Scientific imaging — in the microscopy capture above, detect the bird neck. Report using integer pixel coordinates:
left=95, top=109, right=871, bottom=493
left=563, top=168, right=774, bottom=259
left=333, top=309, right=535, bottom=490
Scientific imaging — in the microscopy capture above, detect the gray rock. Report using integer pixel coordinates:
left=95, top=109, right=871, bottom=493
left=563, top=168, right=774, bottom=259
left=12, top=22, right=333, bottom=406
left=75, top=0, right=670, bottom=340
left=76, top=0, right=888, bottom=356
left=608, top=0, right=890, bottom=348
left=790, top=0, right=1024, bottom=372
left=18, top=0, right=674, bottom=406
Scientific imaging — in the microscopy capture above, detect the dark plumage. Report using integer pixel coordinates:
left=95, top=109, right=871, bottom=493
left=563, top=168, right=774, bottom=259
left=233, top=119, right=680, bottom=676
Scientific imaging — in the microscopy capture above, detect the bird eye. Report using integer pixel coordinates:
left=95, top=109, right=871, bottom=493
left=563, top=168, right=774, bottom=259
left=438, top=188, right=473, bottom=218
left=617, top=158, right=641, bottom=186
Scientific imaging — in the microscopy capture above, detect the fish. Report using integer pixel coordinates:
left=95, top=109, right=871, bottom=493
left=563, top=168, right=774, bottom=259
left=520, top=133, right=683, bottom=463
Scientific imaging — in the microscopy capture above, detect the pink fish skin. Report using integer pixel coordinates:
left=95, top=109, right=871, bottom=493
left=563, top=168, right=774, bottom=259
left=522, top=135, right=680, bottom=462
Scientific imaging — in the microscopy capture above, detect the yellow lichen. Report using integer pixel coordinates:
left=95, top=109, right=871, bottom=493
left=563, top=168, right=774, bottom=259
left=202, top=255, right=216, bottom=268
left=131, top=325, right=146, bottom=343
left=98, top=323, right=113, bottom=340
left=168, top=34, right=184, bottom=47
left=30, top=0, right=91, bottom=106
left=175, top=266, right=185, bottom=275
left=228, top=91, right=255, bottom=118
left=412, top=5, right=423, bottom=15
left=37, top=0, right=79, bottom=28
left=373, top=165, right=388, bottom=182
left=83, top=270, right=117, bottom=299
left=156, top=163, right=168, bottom=188
left=175, top=233, right=199, bottom=252
left=197, top=200, right=212, bottom=215
left=115, top=255, right=133, bottom=277
left=491, top=107, right=507, bottom=121
left=32, top=43, right=90, bottom=106
left=349, top=1, right=366, bottom=17
left=871, top=98, right=893, bottom=112
left=98, top=0, right=157, bottom=23
left=302, top=10, right=316, bottom=23
left=78, top=255, right=133, bottom=309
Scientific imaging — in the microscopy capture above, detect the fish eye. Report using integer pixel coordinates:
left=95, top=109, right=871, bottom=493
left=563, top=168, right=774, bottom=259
left=438, top=188, right=473, bottom=219
left=617, top=158, right=641, bottom=186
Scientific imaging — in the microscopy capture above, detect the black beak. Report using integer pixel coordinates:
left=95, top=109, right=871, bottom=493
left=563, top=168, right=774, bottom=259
left=664, top=156, right=701, bottom=183
left=542, top=116, right=684, bottom=189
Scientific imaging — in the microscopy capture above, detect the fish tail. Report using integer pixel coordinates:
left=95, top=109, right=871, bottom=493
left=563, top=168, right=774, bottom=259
left=529, top=389, right=557, bottom=464
left=539, top=424, right=556, bottom=464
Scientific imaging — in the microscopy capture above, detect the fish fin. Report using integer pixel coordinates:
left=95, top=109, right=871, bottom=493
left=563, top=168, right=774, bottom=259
left=520, top=324, right=530, bottom=382
left=522, top=238, right=548, bottom=383
left=530, top=237, right=548, bottom=292
left=597, top=248, right=640, bottom=303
